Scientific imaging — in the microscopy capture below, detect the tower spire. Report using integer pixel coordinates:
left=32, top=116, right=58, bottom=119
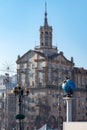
left=44, top=1, right=48, bottom=26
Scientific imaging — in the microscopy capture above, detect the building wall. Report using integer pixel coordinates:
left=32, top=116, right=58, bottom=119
left=0, top=84, right=6, bottom=130
left=6, top=90, right=16, bottom=130
left=16, top=44, right=87, bottom=130
left=16, top=8, right=87, bottom=130
left=63, top=122, right=87, bottom=130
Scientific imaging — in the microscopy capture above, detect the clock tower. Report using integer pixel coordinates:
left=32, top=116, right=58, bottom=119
left=35, top=2, right=58, bottom=55
left=40, top=2, right=52, bottom=49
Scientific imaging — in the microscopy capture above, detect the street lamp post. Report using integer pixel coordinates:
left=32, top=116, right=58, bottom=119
left=13, top=85, right=29, bottom=130
left=55, top=93, right=61, bottom=130
left=57, top=95, right=60, bottom=130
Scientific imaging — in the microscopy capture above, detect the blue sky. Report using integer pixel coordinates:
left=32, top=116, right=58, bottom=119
left=0, top=0, right=87, bottom=75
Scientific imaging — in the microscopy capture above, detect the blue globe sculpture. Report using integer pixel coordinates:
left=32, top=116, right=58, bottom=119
left=62, top=79, right=76, bottom=95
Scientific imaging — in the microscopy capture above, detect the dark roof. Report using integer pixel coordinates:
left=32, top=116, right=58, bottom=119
left=74, top=67, right=87, bottom=74
left=16, top=50, right=33, bottom=63
left=34, top=51, right=46, bottom=57
left=16, top=49, right=72, bottom=65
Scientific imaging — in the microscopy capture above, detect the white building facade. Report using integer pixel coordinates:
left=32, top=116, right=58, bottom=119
left=16, top=5, right=87, bottom=130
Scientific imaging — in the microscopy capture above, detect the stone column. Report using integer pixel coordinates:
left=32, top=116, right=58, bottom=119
left=63, top=97, right=74, bottom=122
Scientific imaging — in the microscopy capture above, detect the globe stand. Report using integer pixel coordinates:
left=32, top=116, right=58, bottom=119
left=63, top=93, right=73, bottom=98
left=62, top=79, right=75, bottom=122
left=63, top=95, right=74, bottom=122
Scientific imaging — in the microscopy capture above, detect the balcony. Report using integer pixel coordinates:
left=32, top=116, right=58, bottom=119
left=35, top=45, right=57, bottom=50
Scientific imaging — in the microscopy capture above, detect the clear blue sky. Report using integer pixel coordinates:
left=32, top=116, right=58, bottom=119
left=0, top=0, right=87, bottom=75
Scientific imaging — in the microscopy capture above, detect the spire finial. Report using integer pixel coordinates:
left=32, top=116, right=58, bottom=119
left=45, top=1, right=47, bottom=14
left=44, top=1, right=48, bottom=26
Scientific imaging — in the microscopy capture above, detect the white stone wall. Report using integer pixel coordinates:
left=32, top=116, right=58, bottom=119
left=63, top=122, right=87, bottom=130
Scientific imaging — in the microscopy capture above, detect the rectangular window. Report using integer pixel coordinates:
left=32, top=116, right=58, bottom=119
left=20, top=64, right=24, bottom=71
left=32, top=73, right=35, bottom=78
left=32, top=64, right=35, bottom=69
left=32, top=81, right=34, bottom=86
left=38, top=72, right=42, bottom=79
left=37, top=62, right=42, bottom=69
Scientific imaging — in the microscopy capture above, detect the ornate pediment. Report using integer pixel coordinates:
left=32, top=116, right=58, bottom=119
left=16, top=50, right=35, bottom=63
left=53, top=52, right=73, bottom=66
